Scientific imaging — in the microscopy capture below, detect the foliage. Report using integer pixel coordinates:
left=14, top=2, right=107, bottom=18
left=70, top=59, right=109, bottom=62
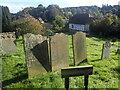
left=52, top=15, right=65, bottom=31
left=62, top=5, right=119, bottom=18
left=12, top=4, right=120, bottom=24
left=62, top=6, right=103, bottom=19
left=90, top=13, right=119, bottom=37
left=16, top=4, right=64, bottom=23
left=46, top=5, right=64, bottom=22
left=118, top=7, right=120, bottom=18
left=2, top=34, right=119, bottom=88
left=12, top=14, right=44, bottom=36
left=1, top=6, right=12, bottom=32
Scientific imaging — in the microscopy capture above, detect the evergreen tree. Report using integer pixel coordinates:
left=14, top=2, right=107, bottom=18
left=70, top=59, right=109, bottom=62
left=1, top=6, right=11, bottom=32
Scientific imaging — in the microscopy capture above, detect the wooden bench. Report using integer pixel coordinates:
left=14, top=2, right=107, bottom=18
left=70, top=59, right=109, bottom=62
left=61, top=65, right=93, bottom=90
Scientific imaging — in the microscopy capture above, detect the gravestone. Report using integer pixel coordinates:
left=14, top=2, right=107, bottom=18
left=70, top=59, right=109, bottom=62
left=0, top=32, right=17, bottom=54
left=0, top=46, right=1, bottom=89
left=50, top=33, right=69, bottom=71
left=72, top=32, right=87, bottom=65
left=0, top=71, right=1, bottom=89
left=101, top=41, right=111, bottom=59
left=0, top=51, right=1, bottom=89
left=116, top=48, right=120, bottom=54
left=24, top=33, right=50, bottom=78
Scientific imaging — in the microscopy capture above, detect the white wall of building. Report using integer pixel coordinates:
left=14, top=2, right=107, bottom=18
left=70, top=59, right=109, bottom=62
left=69, top=23, right=89, bottom=31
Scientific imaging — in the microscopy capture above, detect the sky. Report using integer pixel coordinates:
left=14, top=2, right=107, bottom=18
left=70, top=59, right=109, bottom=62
left=0, top=0, right=120, bottom=13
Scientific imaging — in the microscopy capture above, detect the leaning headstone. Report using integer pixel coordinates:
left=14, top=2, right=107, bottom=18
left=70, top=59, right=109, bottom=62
left=50, top=33, right=69, bottom=71
left=101, top=41, right=111, bottom=59
left=72, top=32, right=87, bottom=65
left=24, top=33, right=50, bottom=78
left=0, top=32, right=17, bottom=54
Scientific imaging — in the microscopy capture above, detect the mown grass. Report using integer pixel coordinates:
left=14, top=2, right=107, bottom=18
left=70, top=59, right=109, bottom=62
left=2, top=35, right=119, bottom=88
left=91, top=36, right=120, bottom=47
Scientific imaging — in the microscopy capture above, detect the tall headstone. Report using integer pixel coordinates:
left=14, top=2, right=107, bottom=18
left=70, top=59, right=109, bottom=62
left=101, top=41, right=111, bottom=59
left=0, top=32, right=17, bottom=54
left=50, top=33, right=69, bottom=71
left=24, top=33, right=50, bottom=78
left=0, top=46, right=2, bottom=89
left=72, top=32, right=87, bottom=65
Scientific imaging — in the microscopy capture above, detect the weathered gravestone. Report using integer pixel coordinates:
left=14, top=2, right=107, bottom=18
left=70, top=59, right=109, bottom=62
left=0, top=32, right=17, bottom=54
left=116, top=48, right=120, bottom=54
left=101, top=41, right=111, bottom=59
left=0, top=49, right=1, bottom=89
left=0, top=47, right=2, bottom=89
left=0, top=71, right=1, bottom=89
left=72, top=32, right=87, bottom=65
left=50, top=33, right=69, bottom=71
left=24, top=33, right=50, bottom=78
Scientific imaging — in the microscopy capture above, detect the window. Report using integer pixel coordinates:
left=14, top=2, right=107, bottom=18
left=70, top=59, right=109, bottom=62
left=72, top=25, right=74, bottom=28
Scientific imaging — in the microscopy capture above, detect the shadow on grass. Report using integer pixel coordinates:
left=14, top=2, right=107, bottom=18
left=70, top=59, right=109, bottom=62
left=111, top=66, right=120, bottom=74
left=2, top=73, right=28, bottom=87
left=90, top=59, right=102, bottom=62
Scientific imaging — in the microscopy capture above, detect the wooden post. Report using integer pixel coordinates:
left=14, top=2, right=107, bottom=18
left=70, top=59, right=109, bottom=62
left=84, top=75, right=89, bottom=90
left=65, top=77, right=69, bottom=90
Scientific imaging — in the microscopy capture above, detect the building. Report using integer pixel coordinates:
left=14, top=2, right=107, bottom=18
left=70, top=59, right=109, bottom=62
left=38, top=17, right=44, bottom=24
left=69, top=14, right=93, bottom=32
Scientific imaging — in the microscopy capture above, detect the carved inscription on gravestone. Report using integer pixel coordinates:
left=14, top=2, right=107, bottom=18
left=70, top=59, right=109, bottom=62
left=24, top=33, right=50, bottom=78
left=72, top=32, right=87, bottom=65
left=50, top=33, right=69, bottom=71
left=101, top=41, right=111, bottom=59
left=0, top=32, right=17, bottom=54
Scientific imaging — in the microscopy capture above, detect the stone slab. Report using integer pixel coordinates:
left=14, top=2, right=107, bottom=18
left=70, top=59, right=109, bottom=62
left=24, top=33, right=50, bottom=78
left=0, top=32, right=17, bottom=54
left=50, top=33, right=69, bottom=71
left=101, top=41, right=111, bottom=59
left=72, top=32, right=87, bottom=65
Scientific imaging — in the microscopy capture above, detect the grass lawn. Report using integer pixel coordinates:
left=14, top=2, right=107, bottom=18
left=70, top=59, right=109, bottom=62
left=90, top=36, right=120, bottom=47
left=2, top=34, right=119, bottom=88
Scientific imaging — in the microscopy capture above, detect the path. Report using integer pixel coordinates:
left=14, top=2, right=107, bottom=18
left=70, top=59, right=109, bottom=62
left=87, top=36, right=119, bottom=48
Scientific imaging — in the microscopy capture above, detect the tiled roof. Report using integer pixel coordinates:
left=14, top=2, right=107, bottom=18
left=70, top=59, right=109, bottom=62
left=69, top=14, right=91, bottom=24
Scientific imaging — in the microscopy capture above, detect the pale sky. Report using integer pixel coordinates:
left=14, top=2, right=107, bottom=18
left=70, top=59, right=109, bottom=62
left=0, top=0, right=120, bottom=13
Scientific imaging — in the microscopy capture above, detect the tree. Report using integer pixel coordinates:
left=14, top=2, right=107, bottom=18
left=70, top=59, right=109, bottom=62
left=46, top=5, right=64, bottom=22
left=46, top=8, right=60, bottom=22
left=118, top=7, right=120, bottom=18
left=90, top=13, right=119, bottom=37
left=52, top=15, right=65, bottom=31
left=12, top=14, right=44, bottom=37
left=1, top=6, right=12, bottom=32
